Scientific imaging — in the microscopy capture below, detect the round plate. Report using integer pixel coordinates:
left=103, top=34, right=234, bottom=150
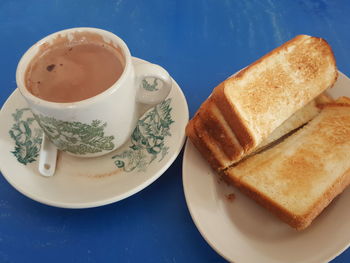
left=0, top=57, right=189, bottom=208
left=182, top=72, right=350, bottom=263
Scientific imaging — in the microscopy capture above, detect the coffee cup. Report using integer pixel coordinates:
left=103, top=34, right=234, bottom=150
left=16, top=27, right=172, bottom=157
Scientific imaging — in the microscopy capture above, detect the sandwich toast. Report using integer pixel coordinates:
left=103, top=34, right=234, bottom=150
left=186, top=93, right=332, bottom=171
left=186, top=35, right=337, bottom=171
left=225, top=100, right=350, bottom=230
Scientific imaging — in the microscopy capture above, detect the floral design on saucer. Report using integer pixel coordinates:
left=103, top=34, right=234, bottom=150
left=112, top=98, right=174, bottom=172
left=9, top=108, right=42, bottom=165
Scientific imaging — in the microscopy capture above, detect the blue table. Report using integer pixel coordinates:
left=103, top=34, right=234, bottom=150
left=0, top=1, right=349, bottom=262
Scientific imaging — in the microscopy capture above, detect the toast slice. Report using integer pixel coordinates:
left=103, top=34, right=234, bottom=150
left=211, top=35, right=337, bottom=152
left=225, top=100, right=350, bottom=230
left=186, top=93, right=332, bottom=171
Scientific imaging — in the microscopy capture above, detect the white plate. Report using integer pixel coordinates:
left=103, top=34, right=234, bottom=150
left=0, top=57, right=189, bottom=208
left=183, top=72, right=350, bottom=263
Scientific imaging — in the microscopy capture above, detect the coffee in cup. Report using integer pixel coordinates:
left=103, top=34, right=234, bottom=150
left=25, top=32, right=124, bottom=103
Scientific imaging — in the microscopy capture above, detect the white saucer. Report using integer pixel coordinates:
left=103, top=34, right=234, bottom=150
left=182, top=72, right=350, bottom=263
left=0, top=57, right=189, bottom=208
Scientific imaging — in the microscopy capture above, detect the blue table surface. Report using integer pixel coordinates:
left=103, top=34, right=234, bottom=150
left=0, top=1, right=349, bottom=262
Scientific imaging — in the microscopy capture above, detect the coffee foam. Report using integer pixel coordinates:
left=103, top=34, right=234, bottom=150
left=25, top=31, right=125, bottom=103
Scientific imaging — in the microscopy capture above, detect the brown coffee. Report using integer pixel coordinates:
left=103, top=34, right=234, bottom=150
left=25, top=32, right=124, bottom=103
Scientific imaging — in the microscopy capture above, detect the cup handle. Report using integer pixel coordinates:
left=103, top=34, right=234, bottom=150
left=134, top=62, right=172, bottom=114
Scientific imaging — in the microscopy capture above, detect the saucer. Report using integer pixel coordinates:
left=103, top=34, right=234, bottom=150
left=182, top=72, right=350, bottom=263
left=0, top=57, right=189, bottom=208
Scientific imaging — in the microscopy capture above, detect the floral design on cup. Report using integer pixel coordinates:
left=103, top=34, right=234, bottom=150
left=142, top=78, right=159, bottom=91
left=9, top=108, right=43, bottom=165
left=112, top=98, right=174, bottom=172
left=33, top=114, right=115, bottom=155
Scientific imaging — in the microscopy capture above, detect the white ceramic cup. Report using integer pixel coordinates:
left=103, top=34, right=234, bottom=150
left=16, top=27, right=172, bottom=157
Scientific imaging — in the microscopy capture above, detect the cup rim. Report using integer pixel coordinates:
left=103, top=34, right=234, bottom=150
left=16, top=27, right=132, bottom=109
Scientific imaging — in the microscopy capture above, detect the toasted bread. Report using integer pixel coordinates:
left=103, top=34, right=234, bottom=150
left=225, top=102, right=350, bottom=230
left=186, top=35, right=337, bottom=171
left=211, top=35, right=337, bottom=151
left=186, top=93, right=331, bottom=171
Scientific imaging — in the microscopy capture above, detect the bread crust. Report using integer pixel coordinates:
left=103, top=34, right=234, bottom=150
left=211, top=82, right=254, bottom=151
left=198, top=98, right=244, bottom=162
left=185, top=115, right=220, bottom=170
left=185, top=114, right=227, bottom=170
left=318, top=97, right=350, bottom=109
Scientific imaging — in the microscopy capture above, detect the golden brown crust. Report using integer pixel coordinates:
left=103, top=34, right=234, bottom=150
left=323, top=38, right=338, bottom=87
left=198, top=98, right=244, bottom=162
left=185, top=117, right=220, bottom=170
left=318, top=98, right=350, bottom=109
left=185, top=115, right=225, bottom=171
left=335, top=97, right=350, bottom=104
left=194, top=115, right=233, bottom=170
left=211, top=82, right=254, bottom=151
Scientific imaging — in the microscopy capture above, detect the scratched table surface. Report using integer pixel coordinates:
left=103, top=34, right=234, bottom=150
left=0, top=1, right=349, bottom=262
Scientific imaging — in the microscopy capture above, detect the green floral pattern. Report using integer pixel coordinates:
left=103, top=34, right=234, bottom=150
left=9, top=98, right=174, bottom=171
left=112, top=98, right=174, bottom=172
left=9, top=108, right=43, bottom=165
left=33, top=114, right=115, bottom=155
left=142, top=78, right=159, bottom=91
